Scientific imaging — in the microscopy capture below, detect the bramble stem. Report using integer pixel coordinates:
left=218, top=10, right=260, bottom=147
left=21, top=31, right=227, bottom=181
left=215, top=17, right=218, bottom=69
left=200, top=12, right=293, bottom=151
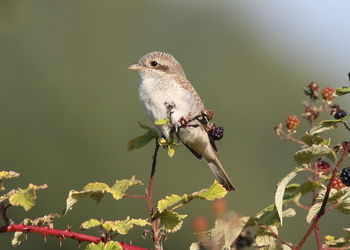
left=295, top=142, right=350, bottom=250
left=0, top=224, right=147, bottom=250
left=148, top=140, right=161, bottom=250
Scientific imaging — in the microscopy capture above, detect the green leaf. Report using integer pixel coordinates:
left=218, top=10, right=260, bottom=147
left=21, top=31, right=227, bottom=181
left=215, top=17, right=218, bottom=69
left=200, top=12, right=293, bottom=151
left=309, top=116, right=350, bottom=135
left=255, top=226, right=277, bottom=248
left=336, top=187, right=350, bottom=214
left=335, top=86, right=350, bottom=96
left=294, top=144, right=336, bottom=165
left=275, top=168, right=305, bottom=225
left=0, top=171, right=20, bottom=191
left=158, top=194, right=182, bottom=213
left=302, top=133, right=330, bottom=146
left=154, top=118, right=169, bottom=125
left=109, top=176, right=143, bottom=200
left=65, top=182, right=109, bottom=213
left=127, top=122, right=158, bottom=151
left=156, top=181, right=227, bottom=213
left=211, top=216, right=249, bottom=249
left=81, top=219, right=102, bottom=230
left=158, top=209, right=187, bottom=233
left=65, top=177, right=143, bottom=213
left=192, top=180, right=228, bottom=201
left=9, top=184, right=47, bottom=211
left=85, top=242, right=122, bottom=250
left=101, top=217, right=150, bottom=235
left=306, top=202, right=322, bottom=223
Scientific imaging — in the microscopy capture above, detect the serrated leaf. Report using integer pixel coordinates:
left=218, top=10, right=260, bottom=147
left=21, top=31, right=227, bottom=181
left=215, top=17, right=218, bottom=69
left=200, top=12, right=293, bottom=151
left=11, top=232, right=26, bottom=247
left=101, top=217, right=150, bottom=235
left=336, top=86, right=350, bottom=96
left=255, top=226, right=277, bottom=248
left=306, top=202, right=322, bottom=223
left=294, top=144, right=336, bottom=165
left=0, top=171, right=20, bottom=191
left=158, top=209, right=187, bottom=233
left=275, top=168, right=305, bottom=225
left=109, top=177, right=143, bottom=200
left=127, top=123, right=158, bottom=151
left=158, top=194, right=182, bottom=213
left=335, top=187, right=350, bottom=214
left=81, top=219, right=102, bottom=230
left=302, top=134, right=329, bottom=146
left=85, top=242, right=122, bottom=250
left=309, top=116, right=350, bottom=135
left=193, top=180, right=227, bottom=201
left=65, top=182, right=109, bottom=213
left=154, top=118, right=169, bottom=125
left=9, top=184, right=47, bottom=211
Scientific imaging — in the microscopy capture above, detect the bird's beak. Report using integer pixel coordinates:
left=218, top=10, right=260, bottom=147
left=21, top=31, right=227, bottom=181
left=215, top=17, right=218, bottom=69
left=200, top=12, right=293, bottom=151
left=128, top=63, right=144, bottom=71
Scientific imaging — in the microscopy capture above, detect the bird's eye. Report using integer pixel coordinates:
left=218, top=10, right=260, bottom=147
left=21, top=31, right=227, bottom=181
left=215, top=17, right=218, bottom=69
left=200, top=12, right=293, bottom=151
left=150, top=61, right=158, bottom=67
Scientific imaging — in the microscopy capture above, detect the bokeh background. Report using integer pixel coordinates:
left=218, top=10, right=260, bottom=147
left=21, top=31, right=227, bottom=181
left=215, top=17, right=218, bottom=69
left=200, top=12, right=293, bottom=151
left=1, top=1, right=350, bottom=249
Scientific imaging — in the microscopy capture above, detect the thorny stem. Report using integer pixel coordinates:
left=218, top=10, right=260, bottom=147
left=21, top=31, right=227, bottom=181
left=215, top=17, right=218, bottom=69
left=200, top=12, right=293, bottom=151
left=0, top=224, right=147, bottom=250
left=123, top=194, right=148, bottom=199
left=295, top=142, right=350, bottom=250
left=314, top=225, right=322, bottom=250
left=148, top=140, right=161, bottom=250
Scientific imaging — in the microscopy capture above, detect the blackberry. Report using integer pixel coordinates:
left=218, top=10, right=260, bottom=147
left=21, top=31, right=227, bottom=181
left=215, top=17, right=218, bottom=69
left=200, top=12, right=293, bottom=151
left=321, top=87, right=335, bottom=102
left=286, top=115, right=300, bottom=132
left=209, top=126, right=224, bottom=140
left=340, top=167, right=350, bottom=186
left=334, top=109, right=347, bottom=119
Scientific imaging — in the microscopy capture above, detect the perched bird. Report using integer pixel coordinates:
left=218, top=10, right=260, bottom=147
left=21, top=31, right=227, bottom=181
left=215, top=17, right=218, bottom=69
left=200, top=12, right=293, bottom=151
left=129, top=51, right=234, bottom=191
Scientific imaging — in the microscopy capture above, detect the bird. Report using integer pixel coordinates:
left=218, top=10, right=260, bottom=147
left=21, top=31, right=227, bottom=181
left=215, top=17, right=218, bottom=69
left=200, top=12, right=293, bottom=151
left=128, top=51, right=234, bottom=191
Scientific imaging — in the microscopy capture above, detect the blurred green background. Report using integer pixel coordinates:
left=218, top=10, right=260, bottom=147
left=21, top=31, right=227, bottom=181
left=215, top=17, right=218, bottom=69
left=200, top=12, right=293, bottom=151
left=1, top=1, right=350, bottom=249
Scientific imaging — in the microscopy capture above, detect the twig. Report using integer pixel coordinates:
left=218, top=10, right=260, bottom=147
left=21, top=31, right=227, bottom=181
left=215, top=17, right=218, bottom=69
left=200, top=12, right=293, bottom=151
left=148, top=140, right=161, bottom=250
left=262, top=226, right=294, bottom=249
left=0, top=203, right=11, bottom=225
left=293, top=200, right=310, bottom=211
left=279, top=130, right=306, bottom=146
left=123, top=194, right=148, bottom=199
left=314, top=224, right=322, bottom=250
left=344, top=122, right=350, bottom=133
left=295, top=142, right=350, bottom=250
left=325, top=247, right=350, bottom=250
left=0, top=224, right=147, bottom=250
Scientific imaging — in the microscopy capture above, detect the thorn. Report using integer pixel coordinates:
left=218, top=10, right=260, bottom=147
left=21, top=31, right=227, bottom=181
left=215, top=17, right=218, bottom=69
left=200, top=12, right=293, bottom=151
left=77, top=240, right=82, bottom=248
left=58, top=236, right=62, bottom=247
left=43, top=233, right=47, bottom=243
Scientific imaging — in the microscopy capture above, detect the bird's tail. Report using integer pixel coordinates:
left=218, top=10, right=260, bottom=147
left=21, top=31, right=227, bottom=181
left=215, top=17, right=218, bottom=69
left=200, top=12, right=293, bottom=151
left=207, top=159, right=235, bottom=191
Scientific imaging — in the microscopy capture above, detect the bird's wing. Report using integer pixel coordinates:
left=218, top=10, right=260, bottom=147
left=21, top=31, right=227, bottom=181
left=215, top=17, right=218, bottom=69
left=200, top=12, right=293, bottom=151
left=183, top=143, right=203, bottom=159
left=176, top=76, right=205, bottom=110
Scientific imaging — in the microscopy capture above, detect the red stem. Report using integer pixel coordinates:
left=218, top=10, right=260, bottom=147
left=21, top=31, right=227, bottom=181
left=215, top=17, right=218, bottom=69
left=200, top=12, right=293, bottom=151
left=295, top=143, right=350, bottom=250
left=0, top=224, right=147, bottom=250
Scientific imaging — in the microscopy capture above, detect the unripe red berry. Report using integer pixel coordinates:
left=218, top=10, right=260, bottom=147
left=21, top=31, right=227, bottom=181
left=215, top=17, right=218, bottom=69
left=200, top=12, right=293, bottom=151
left=309, top=82, right=319, bottom=91
left=193, top=216, right=208, bottom=234
left=330, top=177, right=346, bottom=190
left=286, top=115, right=300, bottom=132
left=212, top=199, right=227, bottom=218
left=321, top=87, right=335, bottom=102
left=314, top=160, right=331, bottom=175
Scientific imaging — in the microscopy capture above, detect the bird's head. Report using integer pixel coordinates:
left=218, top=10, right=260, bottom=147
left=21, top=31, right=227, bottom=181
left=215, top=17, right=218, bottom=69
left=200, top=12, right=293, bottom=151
left=128, top=51, right=186, bottom=79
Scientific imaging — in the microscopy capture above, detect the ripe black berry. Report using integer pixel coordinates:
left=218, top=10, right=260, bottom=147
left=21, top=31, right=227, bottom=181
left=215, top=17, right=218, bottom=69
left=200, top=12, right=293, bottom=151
left=208, top=126, right=224, bottom=140
left=334, top=109, right=347, bottom=119
left=340, top=167, right=350, bottom=186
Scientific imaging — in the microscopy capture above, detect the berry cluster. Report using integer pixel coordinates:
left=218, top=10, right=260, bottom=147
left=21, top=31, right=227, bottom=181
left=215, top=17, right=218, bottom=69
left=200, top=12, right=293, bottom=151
left=330, top=105, right=347, bottom=120
left=208, top=125, right=224, bottom=140
left=330, top=177, right=346, bottom=190
left=340, top=167, right=350, bottom=186
left=303, top=106, right=319, bottom=121
left=285, top=115, right=300, bottom=132
left=321, top=87, right=335, bottom=103
left=314, top=160, right=331, bottom=175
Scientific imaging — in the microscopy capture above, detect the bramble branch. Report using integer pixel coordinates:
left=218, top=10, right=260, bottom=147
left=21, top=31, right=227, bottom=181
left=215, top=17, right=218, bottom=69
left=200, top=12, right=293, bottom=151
left=0, top=224, right=148, bottom=250
left=295, top=142, right=350, bottom=250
